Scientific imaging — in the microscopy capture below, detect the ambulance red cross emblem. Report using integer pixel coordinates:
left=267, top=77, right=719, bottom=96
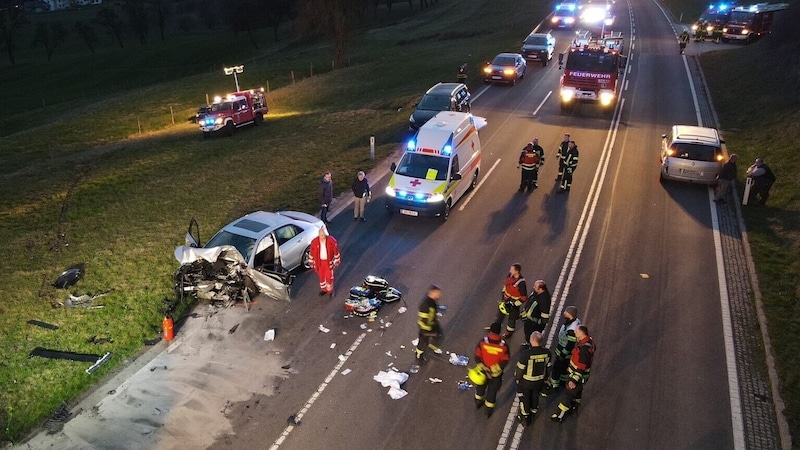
left=410, top=179, right=422, bottom=187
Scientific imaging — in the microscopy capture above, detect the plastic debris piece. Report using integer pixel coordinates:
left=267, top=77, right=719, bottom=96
left=281, top=364, right=291, bottom=370
left=385, top=351, right=393, bottom=357
left=287, top=415, right=300, bottom=426
left=398, top=306, right=407, bottom=314
left=429, top=378, right=442, bottom=383
left=400, top=345, right=406, bottom=349
left=409, top=365, right=420, bottom=374
left=438, top=305, right=448, bottom=310
left=385, top=322, right=392, bottom=328
left=640, top=273, right=650, bottom=279
left=338, top=354, right=347, bottom=361
left=229, top=324, right=240, bottom=334
left=449, top=354, right=469, bottom=366
left=411, top=338, right=419, bottom=346
left=330, top=343, right=336, bottom=349
left=433, top=348, right=443, bottom=355
left=342, top=331, right=347, bottom=335
left=387, top=362, right=394, bottom=367
left=318, top=325, right=330, bottom=333
left=341, top=368, right=352, bottom=376
left=457, top=381, right=473, bottom=391
left=374, top=370, right=409, bottom=391
left=360, top=323, right=368, bottom=330
left=388, top=387, right=408, bottom=399
left=264, top=329, right=275, bottom=341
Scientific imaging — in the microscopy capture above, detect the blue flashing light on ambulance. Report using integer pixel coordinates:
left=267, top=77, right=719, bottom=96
left=385, top=112, right=486, bottom=220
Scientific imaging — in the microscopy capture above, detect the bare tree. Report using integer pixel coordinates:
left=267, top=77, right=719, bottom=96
left=32, top=21, right=68, bottom=61
left=94, top=7, right=125, bottom=48
left=122, top=0, right=149, bottom=44
left=298, top=0, right=368, bottom=69
left=0, top=0, right=28, bottom=64
left=149, top=0, right=170, bottom=41
left=263, top=0, right=292, bottom=41
left=223, top=0, right=263, bottom=49
left=74, top=21, right=99, bottom=54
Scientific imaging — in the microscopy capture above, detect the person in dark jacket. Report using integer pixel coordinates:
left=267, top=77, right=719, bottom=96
left=556, top=133, right=570, bottom=181
left=351, top=171, right=371, bottom=222
left=319, top=171, right=333, bottom=224
left=714, top=154, right=738, bottom=203
left=746, top=158, right=776, bottom=206
left=521, top=280, right=552, bottom=346
left=515, top=331, right=551, bottom=425
left=415, top=285, right=443, bottom=363
left=558, top=141, right=579, bottom=193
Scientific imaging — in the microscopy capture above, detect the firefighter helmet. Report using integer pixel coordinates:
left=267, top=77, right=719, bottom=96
left=468, top=366, right=487, bottom=386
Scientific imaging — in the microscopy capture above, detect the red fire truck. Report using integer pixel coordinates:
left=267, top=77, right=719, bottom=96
left=558, top=31, right=626, bottom=113
left=722, top=3, right=787, bottom=43
left=199, top=88, right=268, bottom=138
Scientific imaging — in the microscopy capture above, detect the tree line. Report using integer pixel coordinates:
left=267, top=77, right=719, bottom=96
left=0, top=0, right=440, bottom=66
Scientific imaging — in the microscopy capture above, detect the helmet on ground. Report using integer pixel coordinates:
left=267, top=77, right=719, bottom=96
left=468, top=366, right=487, bottom=386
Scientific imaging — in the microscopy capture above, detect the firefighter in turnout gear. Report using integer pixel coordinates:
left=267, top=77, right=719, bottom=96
left=495, top=264, right=527, bottom=340
left=556, top=133, right=570, bottom=180
left=518, top=139, right=545, bottom=192
left=521, top=280, right=552, bottom=346
left=541, top=306, right=581, bottom=395
left=515, top=331, right=551, bottom=426
left=679, top=29, right=690, bottom=54
left=558, top=141, right=579, bottom=193
left=415, top=285, right=443, bottom=362
left=551, top=325, right=596, bottom=423
left=474, top=322, right=511, bottom=418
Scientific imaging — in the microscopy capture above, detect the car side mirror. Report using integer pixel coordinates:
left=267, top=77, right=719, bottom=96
left=451, top=173, right=462, bottom=181
left=390, top=162, right=397, bottom=172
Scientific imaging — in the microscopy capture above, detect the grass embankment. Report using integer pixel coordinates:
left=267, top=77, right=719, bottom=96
left=0, top=0, right=545, bottom=443
left=665, top=0, right=800, bottom=444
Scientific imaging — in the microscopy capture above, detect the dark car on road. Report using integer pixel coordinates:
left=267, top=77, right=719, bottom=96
left=483, top=53, right=527, bottom=85
left=521, top=32, right=556, bottom=66
left=409, top=82, right=471, bottom=131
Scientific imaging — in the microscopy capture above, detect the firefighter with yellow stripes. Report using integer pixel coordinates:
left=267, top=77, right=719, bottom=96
left=514, top=331, right=551, bottom=426
left=558, top=140, right=579, bottom=193
left=551, top=325, right=596, bottom=423
left=518, top=139, right=544, bottom=192
left=521, top=280, right=551, bottom=346
left=415, top=285, right=443, bottom=363
left=495, top=264, right=528, bottom=340
left=474, top=322, right=510, bottom=418
left=541, top=305, right=581, bottom=396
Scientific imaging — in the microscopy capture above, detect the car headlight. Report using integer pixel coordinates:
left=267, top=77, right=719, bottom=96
left=551, top=17, right=559, bottom=23
left=565, top=17, right=575, bottom=24
left=483, top=67, right=492, bottom=74
left=503, top=68, right=515, bottom=76
left=741, top=28, right=749, bottom=35
left=560, top=89, right=575, bottom=102
left=599, top=92, right=615, bottom=106
left=215, top=117, right=223, bottom=125
left=427, top=193, right=444, bottom=203
left=706, top=25, right=714, bottom=32
left=692, top=24, right=699, bottom=31
left=385, top=186, right=396, bottom=197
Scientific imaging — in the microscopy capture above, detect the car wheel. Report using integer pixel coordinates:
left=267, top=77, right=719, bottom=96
left=254, top=113, right=263, bottom=125
left=543, top=59, right=547, bottom=67
left=470, top=170, right=479, bottom=190
left=225, top=121, right=235, bottom=137
left=301, top=245, right=312, bottom=270
left=443, top=199, right=451, bottom=221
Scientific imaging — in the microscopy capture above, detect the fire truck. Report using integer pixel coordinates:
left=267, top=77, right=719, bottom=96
left=199, top=88, right=268, bottom=138
left=558, top=31, right=626, bottom=113
left=722, top=3, right=787, bottom=43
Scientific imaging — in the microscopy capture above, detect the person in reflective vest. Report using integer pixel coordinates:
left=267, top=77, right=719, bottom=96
left=514, top=331, right=551, bottom=426
left=551, top=325, right=596, bottom=423
left=558, top=140, right=579, bottom=193
left=556, top=133, right=570, bottom=181
left=308, top=226, right=341, bottom=297
left=679, top=29, right=690, bottom=54
left=415, top=285, right=443, bottom=362
left=521, top=280, right=552, bottom=346
left=474, top=322, right=510, bottom=418
left=542, top=305, right=581, bottom=395
left=495, top=264, right=527, bottom=339
left=518, top=139, right=545, bottom=192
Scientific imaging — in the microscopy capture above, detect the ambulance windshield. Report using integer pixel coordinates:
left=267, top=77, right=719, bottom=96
left=395, top=152, right=449, bottom=181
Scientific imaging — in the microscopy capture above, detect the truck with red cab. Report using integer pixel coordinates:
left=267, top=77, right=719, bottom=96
left=722, top=3, right=787, bottom=43
left=199, top=88, right=268, bottom=138
left=558, top=31, right=626, bottom=113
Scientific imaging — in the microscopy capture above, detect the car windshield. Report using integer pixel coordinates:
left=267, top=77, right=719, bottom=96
left=728, top=11, right=753, bottom=23
left=565, top=52, right=617, bottom=72
left=525, top=36, right=548, bottom=45
left=211, top=102, right=233, bottom=112
left=395, top=152, right=449, bottom=181
left=492, top=56, right=516, bottom=66
left=417, top=94, right=451, bottom=111
left=670, top=143, right=718, bottom=162
left=205, top=230, right=257, bottom=263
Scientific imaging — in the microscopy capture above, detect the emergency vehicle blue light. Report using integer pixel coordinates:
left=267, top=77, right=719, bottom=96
left=443, top=145, right=453, bottom=155
left=398, top=190, right=408, bottom=197
left=414, top=192, right=426, bottom=200
left=407, top=139, right=417, bottom=151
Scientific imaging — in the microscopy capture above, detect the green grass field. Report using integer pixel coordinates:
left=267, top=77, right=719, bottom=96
left=1, top=0, right=798, bottom=445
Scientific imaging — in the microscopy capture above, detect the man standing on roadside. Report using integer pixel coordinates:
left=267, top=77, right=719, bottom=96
left=319, top=171, right=333, bottom=224
left=351, top=170, right=371, bottom=222
left=308, top=226, right=341, bottom=297
left=515, top=331, right=550, bottom=426
left=474, top=322, right=511, bottom=418
left=542, top=305, right=580, bottom=395
left=714, top=154, right=738, bottom=203
left=495, top=264, right=527, bottom=340
left=550, top=325, right=596, bottom=423
left=521, top=280, right=552, bottom=346
left=556, top=133, right=570, bottom=181
left=558, top=141, right=579, bottom=193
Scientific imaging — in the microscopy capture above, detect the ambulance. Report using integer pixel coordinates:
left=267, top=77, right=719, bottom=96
left=385, top=111, right=486, bottom=220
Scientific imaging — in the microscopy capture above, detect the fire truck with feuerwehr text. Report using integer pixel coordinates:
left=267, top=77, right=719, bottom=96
left=558, top=31, right=626, bottom=114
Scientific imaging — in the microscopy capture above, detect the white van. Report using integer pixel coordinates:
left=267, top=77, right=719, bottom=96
left=385, top=111, right=486, bottom=219
left=660, top=125, right=725, bottom=184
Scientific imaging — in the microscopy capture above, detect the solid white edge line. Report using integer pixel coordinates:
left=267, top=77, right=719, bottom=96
left=459, top=158, right=501, bottom=210
left=682, top=56, right=703, bottom=127
left=709, top=190, right=746, bottom=450
left=532, top=91, right=553, bottom=116
left=270, top=332, right=367, bottom=449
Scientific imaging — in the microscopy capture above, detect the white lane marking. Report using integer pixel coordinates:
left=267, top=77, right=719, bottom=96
left=532, top=91, right=553, bottom=116
left=624, top=79, right=629, bottom=91
left=459, top=158, right=501, bottom=211
left=682, top=56, right=703, bottom=127
left=270, top=333, right=367, bottom=449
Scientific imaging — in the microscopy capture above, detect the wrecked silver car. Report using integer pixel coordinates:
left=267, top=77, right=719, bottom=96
left=174, top=211, right=324, bottom=305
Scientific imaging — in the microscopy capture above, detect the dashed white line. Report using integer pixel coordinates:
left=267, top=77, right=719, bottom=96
left=532, top=91, right=553, bottom=116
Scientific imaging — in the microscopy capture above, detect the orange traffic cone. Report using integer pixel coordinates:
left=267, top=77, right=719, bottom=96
left=162, top=314, right=174, bottom=341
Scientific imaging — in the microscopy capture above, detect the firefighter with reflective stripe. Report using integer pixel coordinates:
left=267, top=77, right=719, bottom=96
left=558, top=140, right=579, bottom=193
left=518, top=139, right=545, bottom=192
left=415, top=285, right=443, bottom=362
left=514, top=331, right=551, bottom=426
left=521, top=280, right=552, bottom=346
left=474, top=322, right=511, bottom=418
left=308, top=226, right=341, bottom=297
left=679, top=29, right=690, bottom=54
left=542, top=305, right=581, bottom=396
left=495, top=264, right=527, bottom=340
left=556, top=133, right=570, bottom=180
left=551, top=325, right=596, bottom=423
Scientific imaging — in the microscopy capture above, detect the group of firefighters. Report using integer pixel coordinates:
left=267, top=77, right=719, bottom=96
left=414, top=263, right=596, bottom=426
left=518, top=133, right=580, bottom=194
